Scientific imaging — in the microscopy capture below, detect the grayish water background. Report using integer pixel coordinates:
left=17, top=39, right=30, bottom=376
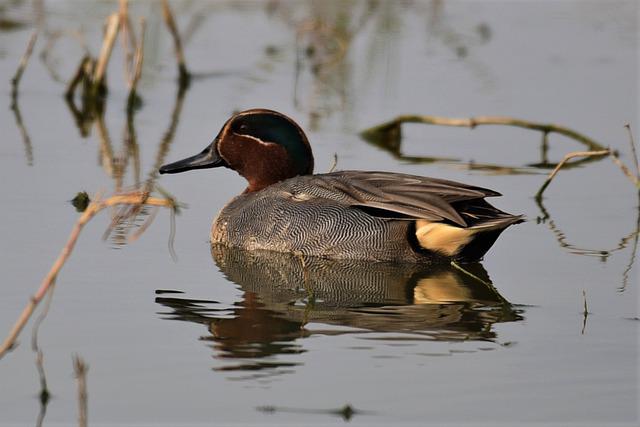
left=0, top=1, right=638, bottom=425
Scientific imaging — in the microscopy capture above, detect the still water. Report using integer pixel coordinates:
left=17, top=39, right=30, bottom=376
left=0, top=1, right=638, bottom=425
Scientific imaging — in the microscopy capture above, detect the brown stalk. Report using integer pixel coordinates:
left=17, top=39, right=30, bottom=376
left=161, top=0, right=190, bottom=87
left=610, top=153, right=640, bottom=188
left=72, top=355, right=88, bottom=427
left=127, top=18, right=146, bottom=111
left=624, top=124, right=639, bottom=177
left=535, top=150, right=610, bottom=199
left=119, top=0, right=137, bottom=87
left=0, top=192, right=176, bottom=358
left=132, top=18, right=146, bottom=88
left=92, top=13, right=120, bottom=96
left=610, top=127, right=640, bottom=188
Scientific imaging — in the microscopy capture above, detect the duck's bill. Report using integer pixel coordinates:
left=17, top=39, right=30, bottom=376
left=159, top=144, right=226, bottom=174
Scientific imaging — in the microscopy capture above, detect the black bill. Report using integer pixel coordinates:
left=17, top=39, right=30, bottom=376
left=159, top=142, right=226, bottom=174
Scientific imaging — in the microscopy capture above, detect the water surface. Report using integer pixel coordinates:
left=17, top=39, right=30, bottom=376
left=0, top=1, right=638, bottom=425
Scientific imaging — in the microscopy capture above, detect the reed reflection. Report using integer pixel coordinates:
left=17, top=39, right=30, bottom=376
left=155, top=246, right=523, bottom=376
left=535, top=195, right=640, bottom=292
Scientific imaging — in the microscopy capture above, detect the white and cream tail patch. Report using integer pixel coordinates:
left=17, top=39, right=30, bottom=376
left=415, top=218, right=514, bottom=256
left=415, top=220, right=475, bottom=256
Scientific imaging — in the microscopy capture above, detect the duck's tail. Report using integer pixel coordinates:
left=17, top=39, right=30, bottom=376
left=415, top=213, right=524, bottom=262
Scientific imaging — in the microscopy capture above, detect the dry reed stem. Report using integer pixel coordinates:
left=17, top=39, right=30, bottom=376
left=72, top=355, right=88, bottom=427
left=361, top=115, right=606, bottom=151
left=11, top=31, right=38, bottom=103
left=161, top=0, right=190, bottom=85
left=131, top=18, right=146, bottom=90
left=0, top=192, right=176, bottom=359
left=624, top=125, right=639, bottom=178
left=610, top=151, right=640, bottom=189
left=119, top=0, right=136, bottom=87
left=535, top=150, right=610, bottom=199
left=127, top=17, right=146, bottom=109
left=92, top=13, right=120, bottom=94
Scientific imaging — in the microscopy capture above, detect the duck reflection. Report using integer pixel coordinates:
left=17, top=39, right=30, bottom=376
left=156, top=246, right=523, bottom=375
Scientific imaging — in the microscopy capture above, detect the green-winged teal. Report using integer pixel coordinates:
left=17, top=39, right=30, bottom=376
left=159, top=109, right=523, bottom=263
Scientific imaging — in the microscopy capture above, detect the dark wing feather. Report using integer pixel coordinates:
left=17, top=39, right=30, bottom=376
left=302, top=171, right=502, bottom=226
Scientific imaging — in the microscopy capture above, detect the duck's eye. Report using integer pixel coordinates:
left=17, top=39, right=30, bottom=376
left=238, top=124, right=248, bottom=132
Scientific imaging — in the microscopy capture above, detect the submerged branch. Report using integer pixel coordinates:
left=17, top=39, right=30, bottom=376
left=0, top=191, right=178, bottom=359
left=535, top=150, right=610, bottom=199
left=361, top=114, right=606, bottom=151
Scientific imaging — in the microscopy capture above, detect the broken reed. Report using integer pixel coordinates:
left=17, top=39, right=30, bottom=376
left=0, top=191, right=178, bottom=358
left=65, top=0, right=189, bottom=114
left=362, top=115, right=640, bottom=196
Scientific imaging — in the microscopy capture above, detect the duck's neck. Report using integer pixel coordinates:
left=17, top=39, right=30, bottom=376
left=240, top=147, right=313, bottom=193
left=220, top=133, right=314, bottom=193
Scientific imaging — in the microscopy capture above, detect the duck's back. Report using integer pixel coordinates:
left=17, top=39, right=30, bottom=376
left=211, top=171, right=522, bottom=263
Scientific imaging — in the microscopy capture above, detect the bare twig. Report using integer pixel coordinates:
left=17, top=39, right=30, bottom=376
left=624, top=124, right=639, bottom=178
left=610, top=151, right=640, bottom=188
left=161, top=0, right=190, bottom=87
left=127, top=18, right=146, bottom=111
left=11, top=31, right=38, bottom=106
left=0, top=192, right=177, bottom=358
left=92, top=13, right=120, bottom=96
left=620, top=193, right=640, bottom=292
left=119, top=0, right=137, bottom=87
left=72, top=355, right=88, bottom=427
left=131, top=18, right=145, bottom=88
left=361, top=115, right=607, bottom=152
left=535, top=150, right=610, bottom=199
left=450, top=261, right=511, bottom=306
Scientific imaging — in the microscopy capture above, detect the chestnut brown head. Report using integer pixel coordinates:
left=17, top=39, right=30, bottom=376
left=160, top=109, right=314, bottom=192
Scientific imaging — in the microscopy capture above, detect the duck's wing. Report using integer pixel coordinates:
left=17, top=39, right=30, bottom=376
left=304, top=171, right=504, bottom=227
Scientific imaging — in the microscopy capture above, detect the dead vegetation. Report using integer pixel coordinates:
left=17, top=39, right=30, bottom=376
left=1, top=0, right=192, bottom=359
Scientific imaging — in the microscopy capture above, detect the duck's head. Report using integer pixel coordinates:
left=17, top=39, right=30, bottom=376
left=159, top=109, right=314, bottom=192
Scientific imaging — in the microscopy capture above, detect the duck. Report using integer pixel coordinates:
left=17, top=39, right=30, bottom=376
left=159, top=108, right=523, bottom=263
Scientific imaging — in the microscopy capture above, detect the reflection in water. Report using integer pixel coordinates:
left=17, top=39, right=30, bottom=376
left=10, top=96, right=34, bottom=166
left=156, top=246, right=523, bottom=377
left=535, top=195, right=640, bottom=292
left=362, top=122, right=610, bottom=176
left=269, top=0, right=498, bottom=129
